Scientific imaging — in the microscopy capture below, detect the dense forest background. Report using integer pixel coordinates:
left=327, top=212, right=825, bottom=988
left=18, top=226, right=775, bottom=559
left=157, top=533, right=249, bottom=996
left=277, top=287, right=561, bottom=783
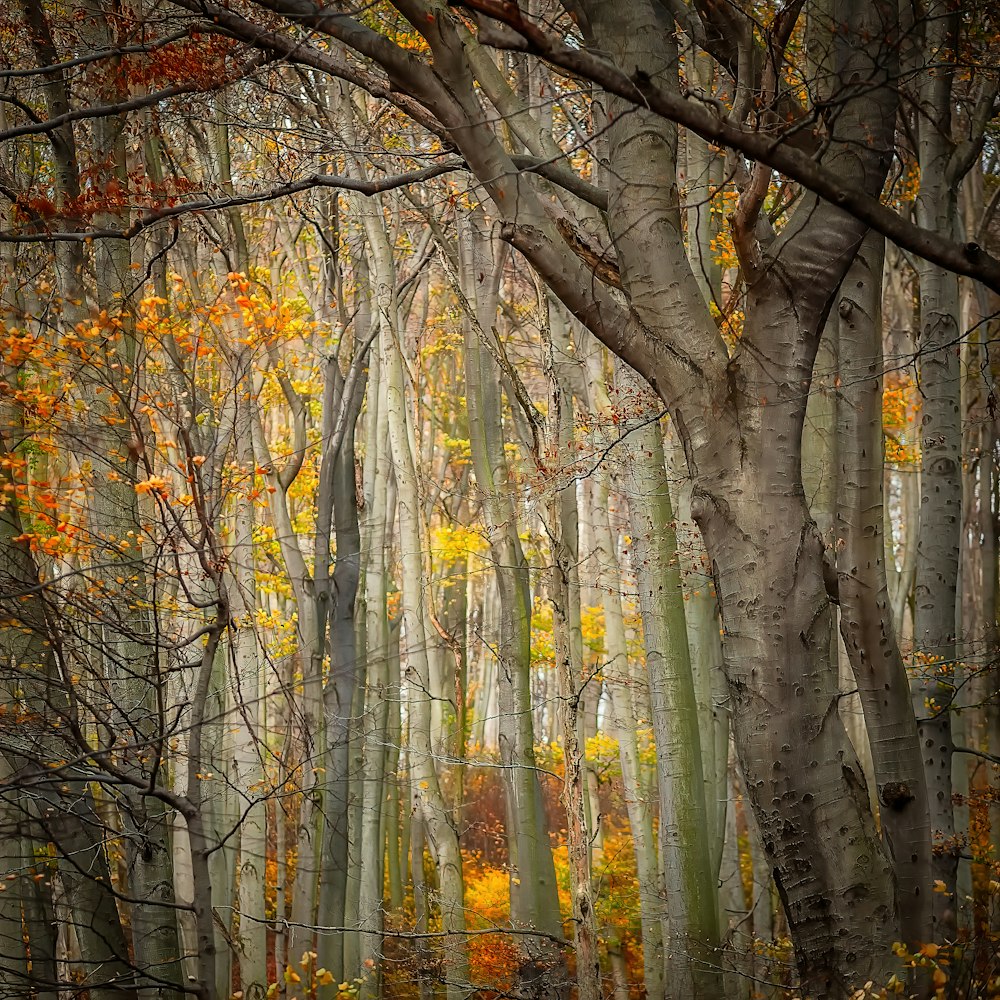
left=1, top=1, right=999, bottom=999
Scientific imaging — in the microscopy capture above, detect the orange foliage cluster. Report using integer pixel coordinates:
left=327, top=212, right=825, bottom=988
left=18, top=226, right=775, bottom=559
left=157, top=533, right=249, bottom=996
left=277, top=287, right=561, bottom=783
left=0, top=267, right=317, bottom=565
left=119, top=32, right=239, bottom=91
left=12, top=171, right=211, bottom=230
left=1, top=320, right=83, bottom=559
left=883, top=375, right=919, bottom=464
left=886, top=157, right=921, bottom=210
left=965, top=776, right=1000, bottom=989
left=464, top=861, right=519, bottom=994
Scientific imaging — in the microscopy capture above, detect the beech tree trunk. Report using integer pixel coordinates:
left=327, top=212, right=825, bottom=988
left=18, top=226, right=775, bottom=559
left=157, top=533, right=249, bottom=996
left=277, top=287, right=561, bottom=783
left=912, top=0, right=964, bottom=932
left=364, top=190, right=470, bottom=1000
left=584, top=348, right=665, bottom=1000
left=616, top=368, right=719, bottom=999
left=834, top=234, right=933, bottom=953
left=453, top=211, right=565, bottom=993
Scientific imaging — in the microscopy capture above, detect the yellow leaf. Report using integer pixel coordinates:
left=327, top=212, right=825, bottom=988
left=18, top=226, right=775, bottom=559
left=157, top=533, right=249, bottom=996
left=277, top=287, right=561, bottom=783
left=284, top=967, right=301, bottom=984
left=316, top=970, right=335, bottom=986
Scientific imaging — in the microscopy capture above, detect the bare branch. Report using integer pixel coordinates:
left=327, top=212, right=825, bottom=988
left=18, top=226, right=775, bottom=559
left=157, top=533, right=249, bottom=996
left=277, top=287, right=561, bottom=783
left=952, top=745, right=1000, bottom=767
left=0, top=26, right=198, bottom=79
left=0, top=161, right=467, bottom=241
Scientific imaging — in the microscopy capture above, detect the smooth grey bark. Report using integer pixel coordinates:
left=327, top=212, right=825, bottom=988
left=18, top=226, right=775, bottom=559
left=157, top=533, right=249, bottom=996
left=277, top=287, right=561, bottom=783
left=357, top=345, right=392, bottom=996
left=664, top=429, right=730, bottom=889
left=224, top=354, right=269, bottom=999
left=834, top=234, right=934, bottom=953
left=542, top=300, right=601, bottom=1000
left=911, top=0, right=967, bottom=933
left=183, top=625, right=230, bottom=1000
left=450, top=213, right=565, bottom=991
left=311, top=179, right=373, bottom=977
left=575, top=498, right=605, bottom=856
left=315, top=351, right=366, bottom=981
left=203, top=641, right=236, bottom=1000
left=384, top=615, right=405, bottom=913
left=584, top=350, right=665, bottom=1000
left=614, top=367, right=719, bottom=1000
left=888, top=469, right=920, bottom=636
left=716, top=756, right=751, bottom=999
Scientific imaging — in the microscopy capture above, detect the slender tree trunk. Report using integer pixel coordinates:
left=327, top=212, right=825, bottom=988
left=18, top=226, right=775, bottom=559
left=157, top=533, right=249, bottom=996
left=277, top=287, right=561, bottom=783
left=357, top=349, right=392, bottom=997
left=451, top=213, right=564, bottom=993
left=315, top=352, right=365, bottom=981
left=615, top=366, right=720, bottom=999
left=589, top=453, right=665, bottom=1000
left=544, top=303, right=600, bottom=1000
left=226, top=356, right=269, bottom=999
left=365, top=193, right=469, bottom=1000
left=913, top=5, right=964, bottom=929
left=665, top=429, right=730, bottom=890
left=834, top=234, right=934, bottom=955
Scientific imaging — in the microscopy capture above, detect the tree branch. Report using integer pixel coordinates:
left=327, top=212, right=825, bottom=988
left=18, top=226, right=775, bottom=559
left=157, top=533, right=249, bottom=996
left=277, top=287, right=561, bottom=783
left=0, top=26, right=197, bottom=79
left=167, top=0, right=453, bottom=144
left=952, top=745, right=1000, bottom=766
left=0, top=151, right=607, bottom=242
left=0, top=161, right=467, bottom=241
left=452, top=0, right=1000, bottom=294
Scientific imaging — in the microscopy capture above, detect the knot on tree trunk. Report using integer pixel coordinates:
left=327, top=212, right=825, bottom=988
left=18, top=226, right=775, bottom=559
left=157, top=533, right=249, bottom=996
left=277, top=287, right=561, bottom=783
left=879, top=781, right=914, bottom=810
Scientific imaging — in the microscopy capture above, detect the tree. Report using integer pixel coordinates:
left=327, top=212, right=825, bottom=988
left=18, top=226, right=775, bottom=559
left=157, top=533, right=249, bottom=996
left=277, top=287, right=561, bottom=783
left=1, top=1, right=999, bottom=998
left=181, top=0, right=904, bottom=992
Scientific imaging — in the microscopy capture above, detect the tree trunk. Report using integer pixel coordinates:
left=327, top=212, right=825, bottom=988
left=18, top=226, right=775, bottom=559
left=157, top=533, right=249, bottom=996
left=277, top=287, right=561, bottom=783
left=367, top=193, right=470, bottom=1000
left=588, top=445, right=666, bottom=1000
left=452, top=211, right=564, bottom=993
left=834, top=233, right=934, bottom=955
left=615, top=366, right=720, bottom=999
left=357, top=345, right=392, bottom=997
left=226, top=357, right=269, bottom=998
left=912, top=2, right=964, bottom=930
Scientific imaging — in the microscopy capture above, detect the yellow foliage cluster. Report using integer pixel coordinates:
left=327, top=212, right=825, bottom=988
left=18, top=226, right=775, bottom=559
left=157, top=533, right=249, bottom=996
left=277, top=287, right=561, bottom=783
left=580, top=604, right=606, bottom=657
left=530, top=599, right=555, bottom=670
left=254, top=608, right=298, bottom=659
left=431, top=523, right=487, bottom=565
